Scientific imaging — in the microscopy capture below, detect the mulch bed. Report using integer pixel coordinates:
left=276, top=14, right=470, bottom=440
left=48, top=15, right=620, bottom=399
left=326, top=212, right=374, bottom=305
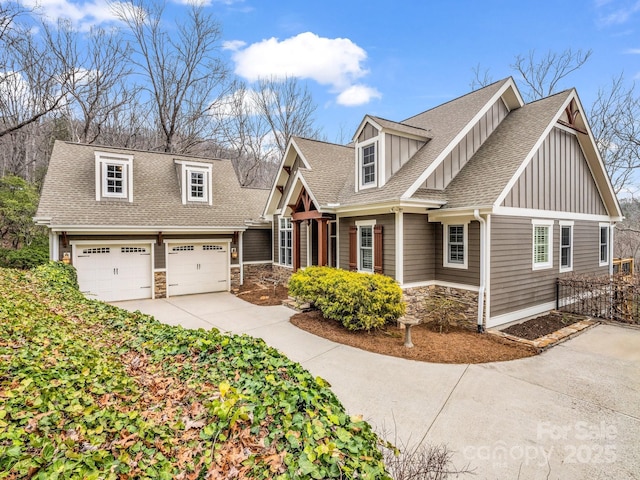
left=233, top=281, right=289, bottom=306
left=290, top=310, right=537, bottom=364
left=501, top=311, right=587, bottom=340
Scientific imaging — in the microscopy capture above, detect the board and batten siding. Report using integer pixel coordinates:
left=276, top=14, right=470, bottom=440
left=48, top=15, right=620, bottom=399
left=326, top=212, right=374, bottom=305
left=339, top=214, right=395, bottom=279
left=403, top=214, right=436, bottom=283
left=434, top=221, right=481, bottom=286
left=490, top=216, right=608, bottom=318
left=357, top=123, right=379, bottom=142
left=384, top=134, right=426, bottom=184
left=502, top=127, right=607, bottom=215
left=243, top=228, right=272, bottom=262
left=425, top=98, right=509, bottom=190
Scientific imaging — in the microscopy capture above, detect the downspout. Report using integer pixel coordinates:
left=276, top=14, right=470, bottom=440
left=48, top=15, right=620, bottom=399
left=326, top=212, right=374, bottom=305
left=474, top=210, right=486, bottom=333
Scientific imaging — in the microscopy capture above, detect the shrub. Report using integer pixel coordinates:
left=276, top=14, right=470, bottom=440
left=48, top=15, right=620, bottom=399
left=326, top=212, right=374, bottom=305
left=0, top=233, right=49, bottom=269
left=289, top=266, right=405, bottom=331
left=423, top=296, right=467, bottom=332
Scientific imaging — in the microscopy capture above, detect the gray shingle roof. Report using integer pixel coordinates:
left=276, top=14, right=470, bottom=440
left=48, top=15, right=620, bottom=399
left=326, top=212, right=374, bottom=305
left=442, top=90, right=571, bottom=208
left=292, top=137, right=353, bottom=206
left=37, top=141, right=269, bottom=228
left=367, top=116, right=431, bottom=139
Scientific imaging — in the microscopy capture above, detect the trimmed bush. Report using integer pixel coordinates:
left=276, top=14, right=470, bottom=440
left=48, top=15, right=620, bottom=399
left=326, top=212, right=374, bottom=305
left=289, top=266, right=406, bottom=331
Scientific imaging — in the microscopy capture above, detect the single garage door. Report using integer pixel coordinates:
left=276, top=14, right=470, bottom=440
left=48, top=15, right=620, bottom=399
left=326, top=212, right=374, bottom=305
left=167, top=242, right=229, bottom=296
left=74, top=244, right=153, bottom=302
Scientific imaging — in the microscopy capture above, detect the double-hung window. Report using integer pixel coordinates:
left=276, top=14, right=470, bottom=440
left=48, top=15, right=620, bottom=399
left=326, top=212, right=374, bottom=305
left=357, top=220, right=375, bottom=273
left=559, top=221, right=573, bottom=272
left=444, top=223, right=467, bottom=269
left=532, top=219, right=553, bottom=270
left=279, top=217, right=293, bottom=267
left=599, top=224, right=609, bottom=266
left=359, top=141, right=377, bottom=189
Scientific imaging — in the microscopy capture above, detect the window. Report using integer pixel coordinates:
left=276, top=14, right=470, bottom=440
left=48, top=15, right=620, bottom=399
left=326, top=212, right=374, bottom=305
left=176, top=161, right=213, bottom=205
left=279, top=217, right=293, bottom=267
left=559, top=222, right=573, bottom=272
left=600, top=224, right=609, bottom=266
left=95, top=152, right=133, bottom=202
left=362, top=144, right=376, bottom=186
left=532, top=220, right=553, bottom=270
left=187, top=168, right=208, bottom=202
left=443, top=224, right=467, bottom=268
left=359, top=225, right=373, bottom=272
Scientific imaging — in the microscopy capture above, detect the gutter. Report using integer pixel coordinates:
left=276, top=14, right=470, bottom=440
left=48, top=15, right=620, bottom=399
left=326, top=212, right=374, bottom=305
left=474, top=209, right=486, bottom=333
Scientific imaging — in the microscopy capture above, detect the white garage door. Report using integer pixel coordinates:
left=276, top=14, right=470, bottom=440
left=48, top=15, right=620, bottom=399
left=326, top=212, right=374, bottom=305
left=74, top=244, right=153, bottom=302
left=167, top=243, right=229, bottom=296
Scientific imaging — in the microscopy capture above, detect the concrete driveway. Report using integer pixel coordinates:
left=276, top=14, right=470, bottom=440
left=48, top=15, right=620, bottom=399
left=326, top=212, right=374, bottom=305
left=114, top=293, right=640, bottom=480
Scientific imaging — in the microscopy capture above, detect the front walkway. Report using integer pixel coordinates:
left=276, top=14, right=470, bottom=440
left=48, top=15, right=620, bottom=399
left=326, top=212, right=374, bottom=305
left=114, top=293, right=640, bottom=480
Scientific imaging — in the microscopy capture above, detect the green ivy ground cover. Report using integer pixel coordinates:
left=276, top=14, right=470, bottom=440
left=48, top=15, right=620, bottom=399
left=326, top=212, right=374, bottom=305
left=0, top=263, right=390, bottom=479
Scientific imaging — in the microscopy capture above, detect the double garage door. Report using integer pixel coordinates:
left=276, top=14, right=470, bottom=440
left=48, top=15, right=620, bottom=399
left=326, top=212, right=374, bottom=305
left=74, top=241, right=229, bottom=302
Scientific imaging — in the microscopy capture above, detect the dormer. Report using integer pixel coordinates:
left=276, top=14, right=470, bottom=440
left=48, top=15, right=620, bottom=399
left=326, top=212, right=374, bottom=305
left=174, top=159, right=213, bottom=206
left=95, top=151, right=134, bottom=202
left=353, top=116, right=430, bottom=192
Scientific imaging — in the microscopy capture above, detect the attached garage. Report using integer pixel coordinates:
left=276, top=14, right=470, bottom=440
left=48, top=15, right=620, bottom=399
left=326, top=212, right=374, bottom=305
left=166, top=241, right=229, bottom=297
left=73, top=243, right=153, bottom=302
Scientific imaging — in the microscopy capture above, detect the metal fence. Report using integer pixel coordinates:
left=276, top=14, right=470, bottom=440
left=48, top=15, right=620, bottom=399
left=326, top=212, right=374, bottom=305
left=556, top=274, right=640, bottom=324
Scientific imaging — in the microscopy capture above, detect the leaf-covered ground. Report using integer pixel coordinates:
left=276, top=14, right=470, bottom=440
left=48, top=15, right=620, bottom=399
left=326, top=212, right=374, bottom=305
left=0, top=263, right=390, bottom=479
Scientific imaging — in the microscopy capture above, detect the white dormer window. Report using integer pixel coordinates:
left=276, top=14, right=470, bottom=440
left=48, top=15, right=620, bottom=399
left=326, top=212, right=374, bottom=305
left=358, top=139, right=378, bottom=189
left=176, top=160, right=212, bottom=205
left=95, top=152, right=134, bottom=202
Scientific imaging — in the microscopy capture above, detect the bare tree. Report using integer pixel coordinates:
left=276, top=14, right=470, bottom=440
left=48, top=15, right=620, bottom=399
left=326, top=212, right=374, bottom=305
left=216, top=77, right=321, bottom=187
left=252, top=77, right=321, bottom=157
left=44, top=19, right=137, bottom=145
left=511, top=48, right=592, bottom=101
left=113, top=0, right=229, bottom=153
left=469, top=63, right=494, bottom=91
left=590, top=75, right=640, bottom=195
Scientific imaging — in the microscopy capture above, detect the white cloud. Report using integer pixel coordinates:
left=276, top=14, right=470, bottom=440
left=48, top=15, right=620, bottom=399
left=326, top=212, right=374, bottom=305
left=222, top=40, right=247, bottom=51
left=596, top=0, right=640, bottom=26
left=22, top=0, right=124, bottom=30
left=336, top=84, right=382, bottom=106
left=230, top=31, right=380, bottom=106
left=625, top=48, right=640, bottom=54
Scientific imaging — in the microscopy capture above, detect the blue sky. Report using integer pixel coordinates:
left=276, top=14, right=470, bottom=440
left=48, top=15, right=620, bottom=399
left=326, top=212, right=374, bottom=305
left=25, top=0, right=640, bottom=142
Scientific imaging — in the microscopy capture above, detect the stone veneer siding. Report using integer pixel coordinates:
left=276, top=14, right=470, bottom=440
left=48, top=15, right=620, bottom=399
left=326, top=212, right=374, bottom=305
left=402, top=285, right=483, bottom=330
left=154, top=271, right=167, bottom=299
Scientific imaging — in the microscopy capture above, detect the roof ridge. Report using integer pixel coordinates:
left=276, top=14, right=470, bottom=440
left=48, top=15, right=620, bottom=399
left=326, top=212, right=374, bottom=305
left=368, top=115, right=431, bottom=132
left=401, top=77, right=511, bottom=123
left=523, top=88, right=574, bottom=106
left=59, top=140, right=226, bottom=162
left=293, top=136, right=354, bottom=149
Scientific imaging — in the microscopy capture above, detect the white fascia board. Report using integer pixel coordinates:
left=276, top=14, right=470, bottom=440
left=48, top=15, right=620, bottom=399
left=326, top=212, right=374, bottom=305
left=492, top=206, right=613, bottom=222
left=427, top=206, right=492, bottom=222
left=49, top=225, right=247, bottom=234
left=352, top=115, right=383, bottom=143
left=33, top=216, right=52, bottom=225
left=570, top=92, right=623, bottom=219
left=403, top=79, right=522, bottom=199
left=383, top=127, right=430, bottom=142
left=325, top=199, right=446, bottom=216
left=263, top=139, right=311, bottom=217
left=279, top=172, right=322, bottom=215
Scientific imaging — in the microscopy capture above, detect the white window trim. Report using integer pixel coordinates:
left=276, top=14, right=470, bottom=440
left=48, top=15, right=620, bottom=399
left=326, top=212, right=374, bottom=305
left=186, top=166, right=209, bottom=203
left=95, top=152, right=134, bottom=202
left=559, top=221, right=574, bottom=273
left=358, top=138, right=378, bottom=191
left=599, top=222, right=610, bottom=267
left=443, top=222, right=468, bottom=269
left=532, top=219, right=554, bottom=270
left=356, top=219, right=376, bottom=273
left=278, top=217, right=293, bottom=267
left=176, top=161, right=213, bottom=206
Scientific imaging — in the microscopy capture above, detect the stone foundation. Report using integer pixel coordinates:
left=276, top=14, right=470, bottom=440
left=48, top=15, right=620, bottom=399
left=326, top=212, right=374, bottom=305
left=154, top=271, right=166, bottom=299
left=230, top=267, right=241, bottom=288
left=403, top=284, right=482, bottom=330
left=270, top=264, right=294, bottom=285
left=243, top=263, right=275, bottom=283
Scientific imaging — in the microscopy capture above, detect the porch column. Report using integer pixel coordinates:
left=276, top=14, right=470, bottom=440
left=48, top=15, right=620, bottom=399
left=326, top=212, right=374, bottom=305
left=317, top=218, right=329, bottom=267
left=293, top=220, right=301, bottom=272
